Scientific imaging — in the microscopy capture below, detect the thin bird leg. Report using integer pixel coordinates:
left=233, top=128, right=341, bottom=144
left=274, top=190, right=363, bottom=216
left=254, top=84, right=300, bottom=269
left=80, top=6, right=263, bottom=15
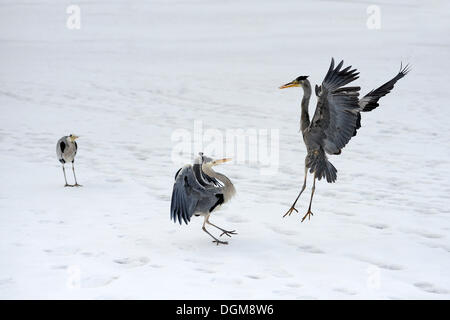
left=301, top=173, right=316, bottom=222
left=62, top=165, right=73, bottom=187
left=284, top=166, right=308, bottom=217
left=72, top=162, right=82, bottom=187
left=202, top=216, right=228, bottom=245
left=206, top=215, right=237, bottom=238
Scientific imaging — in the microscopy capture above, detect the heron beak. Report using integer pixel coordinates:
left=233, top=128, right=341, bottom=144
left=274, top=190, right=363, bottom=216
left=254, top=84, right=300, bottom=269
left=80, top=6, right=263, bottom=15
left=70, top=135, right=79, bottom=141
left=212, top=158, right=232, bottom=166
left=279, top=81, right=300, bottom=89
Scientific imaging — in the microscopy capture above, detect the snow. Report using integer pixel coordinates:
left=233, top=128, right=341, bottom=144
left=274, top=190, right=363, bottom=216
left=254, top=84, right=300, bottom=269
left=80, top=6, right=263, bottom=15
left=1, top=0, right=450, bottom=299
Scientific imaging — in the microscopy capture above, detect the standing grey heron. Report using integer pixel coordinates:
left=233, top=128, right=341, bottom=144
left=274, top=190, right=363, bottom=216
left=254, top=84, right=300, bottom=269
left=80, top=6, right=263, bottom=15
left=56, top=134, right=81, bottom=187
left=280, top=58, right=410, bottom=222
left=170, top=153, right=236, bottom=245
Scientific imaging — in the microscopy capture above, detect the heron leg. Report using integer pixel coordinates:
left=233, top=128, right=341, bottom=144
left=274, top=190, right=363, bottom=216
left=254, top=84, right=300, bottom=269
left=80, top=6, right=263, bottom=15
left=72, top=161, right=82, bottom=187
left=284, top=166, right=308, bottom=217
left=202, top=216, right=228, bottom=245
left=62, top=165, right=73, bottom=187
left=206, top=216, right=237, bottom=238
left=301, top=173, right=316, bottom=222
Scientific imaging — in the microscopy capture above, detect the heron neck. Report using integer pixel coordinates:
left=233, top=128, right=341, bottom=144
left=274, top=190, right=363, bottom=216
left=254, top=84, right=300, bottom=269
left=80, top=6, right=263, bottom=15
left=301, top=83, right=311, bottom=131
left=202, top=165, right=236, bottom=201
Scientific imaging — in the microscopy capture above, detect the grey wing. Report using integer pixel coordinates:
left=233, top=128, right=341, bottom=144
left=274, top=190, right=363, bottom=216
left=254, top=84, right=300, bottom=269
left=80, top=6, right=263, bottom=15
left=170, top=165, right=208, bottom=225
left=307, top=58, right=361, bottom=155
left=359, top=63, right=410, bottom=112
left=352, top=64, right=410, bottom=136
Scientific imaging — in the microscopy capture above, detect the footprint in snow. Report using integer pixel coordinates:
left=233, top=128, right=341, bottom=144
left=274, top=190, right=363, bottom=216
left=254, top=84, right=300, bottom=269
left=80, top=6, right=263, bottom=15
left=414, top=282, right=449, bottom=294
left=194, top=267, right=216, bottom=274
left=0, top=278, right=14, bottom=286
left=267, top=268, right=293, bottom=278
left=333, top=287, right=358, bottom=296
left=82, top=275, right=119, bottom=288
left=226, top=215, right=248, bottom=223
left=81, top=251, right=104, bottom=258
left=422, top=242, right=450, bottom=252
left=267, top=225, right=298, bottom=236
left=113, top=257, right=149, bottom=268
left=352, top=256, right=404, bottom=271
left=297, top=245, right=325, bottom=254
left=245, top=274, right=264, bottom=280
left=285, top=283, right=302, bottom=288
left=401, top=228, right=444, bottom=239
left=44, top=247, right=80, bottom=256
left=367, top=223, right=389, bottom=230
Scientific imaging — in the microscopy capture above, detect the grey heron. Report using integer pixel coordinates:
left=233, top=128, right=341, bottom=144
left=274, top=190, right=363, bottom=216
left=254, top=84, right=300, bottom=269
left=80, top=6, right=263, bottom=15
left=56, top=134, right=81, bottom=187
left=170, top=153, right=236, bottom=245
left=280, top=58, right=410, bottom=222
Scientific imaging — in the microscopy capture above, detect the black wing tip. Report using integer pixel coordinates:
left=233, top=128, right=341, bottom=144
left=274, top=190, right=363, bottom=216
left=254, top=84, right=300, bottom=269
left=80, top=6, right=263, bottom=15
left=325, top=58, right=359, bottom=89
left=170, top=209, right=191, bottom=225
left=399, top=62, right=411, bottom=76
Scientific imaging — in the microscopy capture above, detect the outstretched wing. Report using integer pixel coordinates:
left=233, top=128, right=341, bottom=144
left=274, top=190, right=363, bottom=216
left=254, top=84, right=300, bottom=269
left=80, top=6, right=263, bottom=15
left=170, top=165, right=207, bottom=225
left=359, top=63, right=411, bottom=112
left=353, top=63, right=410, bottom=136
left=307, top=58, right=361, bottom=155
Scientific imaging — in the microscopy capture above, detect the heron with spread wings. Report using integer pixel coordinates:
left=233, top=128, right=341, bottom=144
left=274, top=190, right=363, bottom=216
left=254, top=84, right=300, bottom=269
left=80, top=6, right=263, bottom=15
left=170, top=153, right=236, bottom=245
left=280, top=58, right=410, bottom=222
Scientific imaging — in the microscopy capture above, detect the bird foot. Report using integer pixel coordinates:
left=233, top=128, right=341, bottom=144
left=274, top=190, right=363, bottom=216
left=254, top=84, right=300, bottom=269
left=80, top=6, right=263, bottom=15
left=220, top=230, right=237, bottom=238
left=212, top=240, right=228, bottom=246
left=64, top=184, right=74, bottom=187
left=74, top=183, right=83, bottom=187
left=283, top=206, right=298, bottom=218
left=301, top=210, right=313, bottom=222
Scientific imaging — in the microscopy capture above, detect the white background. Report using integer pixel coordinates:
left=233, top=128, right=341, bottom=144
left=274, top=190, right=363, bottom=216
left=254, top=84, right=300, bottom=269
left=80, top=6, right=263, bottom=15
left=0, top=0, right=449, bottom=299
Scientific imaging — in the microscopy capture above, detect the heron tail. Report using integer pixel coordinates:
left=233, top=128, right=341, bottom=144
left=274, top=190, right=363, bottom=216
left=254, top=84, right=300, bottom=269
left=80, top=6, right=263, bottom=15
left=306, top=149, right=337, bottom=183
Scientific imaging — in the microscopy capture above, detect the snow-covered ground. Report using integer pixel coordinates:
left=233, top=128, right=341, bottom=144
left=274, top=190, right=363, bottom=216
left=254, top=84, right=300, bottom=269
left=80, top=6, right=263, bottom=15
left=1, top=0, right=449, bottom=299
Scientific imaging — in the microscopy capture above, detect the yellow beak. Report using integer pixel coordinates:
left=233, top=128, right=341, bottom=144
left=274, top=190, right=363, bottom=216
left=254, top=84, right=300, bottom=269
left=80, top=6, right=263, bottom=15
left=212, top=158, right=232, bottom=165
left=279, top=81, right=300, bottom=89
left=70, top=135, right=79, bottom=142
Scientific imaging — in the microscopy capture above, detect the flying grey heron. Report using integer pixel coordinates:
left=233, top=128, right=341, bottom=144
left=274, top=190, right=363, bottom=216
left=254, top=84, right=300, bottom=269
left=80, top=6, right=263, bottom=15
left=280, top=58, right=410, bottom=222
left=56, top=134, right=81, bottom=187
left=170, top=153, right=236, bottom=245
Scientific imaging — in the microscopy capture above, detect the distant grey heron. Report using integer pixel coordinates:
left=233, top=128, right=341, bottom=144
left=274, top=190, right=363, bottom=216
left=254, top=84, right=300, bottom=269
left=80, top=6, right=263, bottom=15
left=170, top=153, right=236, bottom=245
left=280, top=58, right=410, bottom=222
left=56, top=134, right=81, bottom=187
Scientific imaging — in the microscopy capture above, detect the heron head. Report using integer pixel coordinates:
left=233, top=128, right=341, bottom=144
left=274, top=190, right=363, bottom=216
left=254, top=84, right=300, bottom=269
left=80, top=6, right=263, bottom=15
left=196, top=152, right=232, bottom=167
left=69, top=134, right=79, bottom=142
left=279, top=75, right=309, bottom=89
